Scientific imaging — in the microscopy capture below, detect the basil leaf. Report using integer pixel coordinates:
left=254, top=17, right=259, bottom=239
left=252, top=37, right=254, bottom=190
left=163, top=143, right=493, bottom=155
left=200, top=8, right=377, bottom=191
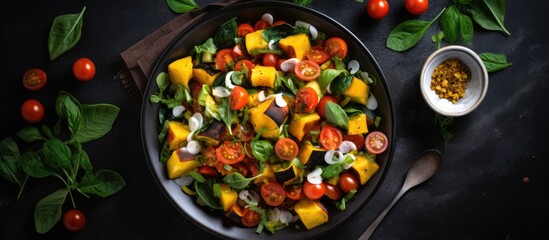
left=276, top=72, right=298, bottom=95
left=189, top=171, right=206, bottom=183
left=0, top=137, right=24, bottom=185
left=194, top=179, right=222, bottom=209
left=73, top=104, right=120, bottom=143
left=440, top=5, right=460, bottom=44
left=251, top=140, right=274, bottom=162
left=156, top=72, right=170, bottom=91
left=471, top=0, right=510, bottom=36
left=479, top=53, right=512, bottom=72
left=262, top=24, right=295, bottom=42
left=17, top=127, right=46, bottom=143
left=34, top=188, right=69, bottom=234
left=42, top=138, right=72, bottom=171
left=20, top=151, right=51, bottom=178
left=223, top=172, right=261, bottom=189
left=214, top=18, right=237, bottom=49
left=73, top=144, right=92, bottom=171
left=166, top=0, right=198, bottom=14
left=318, top=69, right=344, bottom=90
left=329, top=75, right=352, bottom=95
left=386, top=8, right=445, bottom=51
left=218, top=98, right=236, bottom=134
left=459, top=13, right=474, bottom=43
left=78, top=169, right=126, bottom=197
left=48, top=6, right=86, bottom=60
left=55, top=91, right=83, bottom=135
left=335, top=189, right=357, bottom=211
left=325, top=102, right=349, bottom=129
left=41, top=125, right=54, bottom=139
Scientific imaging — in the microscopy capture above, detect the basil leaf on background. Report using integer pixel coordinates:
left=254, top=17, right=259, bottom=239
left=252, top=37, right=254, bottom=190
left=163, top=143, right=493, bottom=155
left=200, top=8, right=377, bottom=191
left=73, top=104, right=120, bottom=143
left=194, top=179, right=222, bottom=209
left=34, top=188, right=69, bottom=234
left=386, top=19, right=435, bottom=52
left=78, top=169, right=126, bottom=197
left=479, top=53, right=512, bottom=72
left=471, top=0, right=510, bottom=36
left=459, top=13, right=474, bottom=43
left=20, top=151, right=51, bottom=178
left=166, top=0, right=198, bottom=14
left=42, top=138, right=72, bottom=171
left=439, top=5, right=460, bottom=44
left=0, top=137, right=25, bottom=185
left=55, top=91, right=83, bottom=135
left=17, top=127, right=46, bottom=143
left=48, top=6, right=86, bottom=60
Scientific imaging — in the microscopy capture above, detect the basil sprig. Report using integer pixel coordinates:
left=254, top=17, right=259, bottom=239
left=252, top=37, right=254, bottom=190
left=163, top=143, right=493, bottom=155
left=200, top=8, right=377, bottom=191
left=48, top=6, right=86, bottom=60
left=166, top=0, right=198, bottom=14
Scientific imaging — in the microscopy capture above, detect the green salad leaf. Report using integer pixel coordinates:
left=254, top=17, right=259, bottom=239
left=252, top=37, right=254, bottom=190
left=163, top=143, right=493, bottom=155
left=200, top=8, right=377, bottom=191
left=48, top=6, right=86, bottom=60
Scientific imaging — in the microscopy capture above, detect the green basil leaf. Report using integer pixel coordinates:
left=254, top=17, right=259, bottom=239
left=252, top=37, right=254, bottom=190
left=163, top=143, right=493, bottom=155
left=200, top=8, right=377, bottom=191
left=276, top=73, right=298, bottom=95
left=17, top=127, right=46, bottom=143
left=166, top=0, right=198, bottom=14
left=189, top=171, right=206, bottom=183
left=194, top=179, right=222, bottom=209
left=78, top=169, right=126, bottom=197
left=223, top=172, right=261, bottom=189
left=262, top=24, right=295, bottom=42
left=41, top=125, right=54, bottom=139
left=156, top=72, right=170, bottom=91
left=479, top=53, right=512, bottom=72
left=459, top=13, right=474, bottom=43
left=73, top=104, right=120, bottom=143
left=329, top=75, right=352, bottom=95
left=471, top=0, right=510, bottom=36
left=48, top=6, right=86, bottom=60
left=318, top=69, right=345, bottom=90
left=55, top=91, right=83, bottom=135
left=251, top=140, right=274, bottom=162
left=20, top=151, right=51, bottom=178
left=74, top=145, right=92, bottom=171
left=42, top=138, right=72, bottom=171
left=325, top=102, right=349, bottom=129
left=440, top=5, right=460, bottom=44
left=34, top=188, right=69, bottom=234
left=0, top=137, right=23, bottom=184
left=386, top=8, right=445, bottom=51
left=214, top=18, right=237, bottom=49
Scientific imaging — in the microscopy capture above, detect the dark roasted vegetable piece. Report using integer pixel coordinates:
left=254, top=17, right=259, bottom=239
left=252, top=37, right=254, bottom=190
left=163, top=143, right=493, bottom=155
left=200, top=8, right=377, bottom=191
left=196, top=121, right=226, bottom=146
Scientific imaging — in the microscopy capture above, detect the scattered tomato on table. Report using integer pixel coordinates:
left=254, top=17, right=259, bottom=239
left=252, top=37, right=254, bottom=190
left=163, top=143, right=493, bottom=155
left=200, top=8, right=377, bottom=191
left=366, top=0, right=390, bottom=20
left=63, top=209, right=86, bottom=232
left=73, top=57, right=96, bottom=81
left=405, top=0, right=429, bottom=15
left=22, top=68, right=47, bottom=91
left=21, top=99, right=45, bottom=123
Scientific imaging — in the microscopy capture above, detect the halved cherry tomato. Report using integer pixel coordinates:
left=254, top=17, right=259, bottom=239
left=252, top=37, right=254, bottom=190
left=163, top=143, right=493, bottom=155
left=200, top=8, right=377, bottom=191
left=262, top=53, right=279, bottom=67
left=237, top=23, right=255, bottom=37
left=294, top=60, right=320, bottom=81
left=63, top=209, right=86, bottom=232
left=274, top=138, right=299, bottom=161
left=216, top=141, right=245, bottom=164
left=320, top=125, right=343, bottom=150
left=316, top=95, right=339, bottom=119
left=285, top=185, right=305, bottom=200
left=241, top=207, right=261, bottom=227
left=405, top=0, right=428, bottom=15
left=339, top=172, right=360, bottom=193
left=234, top=59, right=254, bottom=79
left=324, top=183, right=342, bottom=200
left=365, top=131, right=388, bottom=154
left=295, top=87, right=319, bottom=113
left=306, top=46, right=330, bottom=65
left=254, top=20, right=270, bottom=30
left=215, top=48, right=235, bottom=72
left=22, top=68, right=47, bottom=91
left=21, top=99, right=44, bottom=123
left=324, top=37, right=348, bottom=59
left=343, top=134, right=365, bottom=151
left=197, top=166, right=219, bottom=177
left=230, top=86, right=249, bottom=110
left=261, top=181, right=286, bottom=206
left=73, top=58, right=96, bottom=81
left=303, top=181, right=326, bottom=200
left=366, top=0, right=390, bottom=20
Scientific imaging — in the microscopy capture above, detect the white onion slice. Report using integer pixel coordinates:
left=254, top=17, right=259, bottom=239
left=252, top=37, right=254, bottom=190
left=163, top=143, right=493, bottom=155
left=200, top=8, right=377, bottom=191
left=268, top=39, right=277, bottom=50
left=348, top=60, right=360, bottom=74
left=324, top=149, right=337, bottom=164
left=309, top=24, right=318, bottom=40
left=186, top=130, right=195, bottom=142
left=343, top=154, right=356, bottom=170
left=239, top=190, right=260, bottom=204
left=307, top=168, right=323, bottom=184
left=186, top=140, right=201, bottom=155
left=366, top=93, right=378, bottom=110
left=339, top=141, right=357, bottom=154
left=280, top=58, right=299, bottom=72
left=274, top=94, right=287, bottom=107
left=175, top=175, right=193, bottom=186
left=269, top=208, right=281, bottom=221
left=262, top=13, right=274, bottom=25
left=295, top=20, right=310, bottom=29
left=279, top=210, right=294, bottom=224
left=188, top=117, right=200, bottom=132
left=172, top=105, right=185, bottom=117
left=213, top=86, right=231, bottom=97
left=225, top=71, right=236, bottom=89
left=258, top=90, right=267, bottom=102
left=360, top=71, right=373, bottom=84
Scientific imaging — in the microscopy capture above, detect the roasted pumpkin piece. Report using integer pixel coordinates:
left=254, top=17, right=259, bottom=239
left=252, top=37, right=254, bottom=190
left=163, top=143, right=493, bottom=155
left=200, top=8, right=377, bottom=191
left=344, top=77, right=370, bottom=105
left=245, top=29, right=268, bottom=55
left=196, top=121, right=226, bottom=146
left=219, top=183, right=238, bottom=211
left=278, top=33, right=311, bottom=60
left=351, top=154, right=379, bottom=185
left=168, top=56, right=193, bottom=90
left=192, top=64, right=221, bottom=86
left=347, top=113, right=369, bottom=135
left=297, top=142, right=326, bottom=167
left=247, top=90, right=261, bottom=108
left=250, top=65, right=277, bottom=88
left=166, top=121, right=191, bottom=150
left=288, top=112, right=321, bottom=141
left=294, top=198, right=328, bottom=230
left=254, top=163, right=276, bottom=184
left=226, top=204, right=244, bottom=223
left=166, top=149, right=202, bottom=179
left=249, top=98, right=289, bottom=139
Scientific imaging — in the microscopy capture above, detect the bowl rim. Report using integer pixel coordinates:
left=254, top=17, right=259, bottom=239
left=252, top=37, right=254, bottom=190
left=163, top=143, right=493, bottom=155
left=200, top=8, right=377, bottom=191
left=420, top=45, right=489, bottom=117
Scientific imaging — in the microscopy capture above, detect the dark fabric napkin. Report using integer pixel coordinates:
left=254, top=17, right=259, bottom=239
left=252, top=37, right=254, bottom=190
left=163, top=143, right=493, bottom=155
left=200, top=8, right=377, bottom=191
left=117, top=0, right=244, bottom=104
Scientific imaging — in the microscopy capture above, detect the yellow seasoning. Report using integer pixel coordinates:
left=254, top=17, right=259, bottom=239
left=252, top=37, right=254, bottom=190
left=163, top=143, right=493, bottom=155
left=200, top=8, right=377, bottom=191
left=430, top=59, right=471, bottom=104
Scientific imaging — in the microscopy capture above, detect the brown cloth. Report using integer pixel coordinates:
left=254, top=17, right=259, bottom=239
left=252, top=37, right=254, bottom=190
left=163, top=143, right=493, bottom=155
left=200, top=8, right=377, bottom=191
left=117, top=0, right=244, bottom=104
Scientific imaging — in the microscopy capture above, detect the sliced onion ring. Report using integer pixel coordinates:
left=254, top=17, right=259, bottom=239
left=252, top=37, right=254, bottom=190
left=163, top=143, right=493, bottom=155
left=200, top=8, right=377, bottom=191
left=274, top=94, right=287, bottom=107
left=225, top=71, right=236, bottom=89
left=348, top=60, right=360, bottom=74
left=280, top=58, right=299, bottom=72
left=186, top=140, right=201, bottom=155
left=262, top=13, right=274, bottom=25
left=366, top=92, right=378, bottom=110
left=309, top=24, right=318, bottom=40
left=213, top=86, right=231, bottom=97
left=172, top=105, right=185, bottom=117
left=175, top=175, right=193, bottom=186
left=307, top=168, right=323, bottom=184
left=279, top=210, right=294, bottom=224
left=339, top=141, right=357, bottom=154
left=343, top=154, right=356, bottom=170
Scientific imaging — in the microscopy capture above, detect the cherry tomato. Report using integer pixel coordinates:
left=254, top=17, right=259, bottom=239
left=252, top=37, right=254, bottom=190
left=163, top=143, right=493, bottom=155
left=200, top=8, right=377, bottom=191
left=324, top=37, right=348, bottom=59
left=306, top=46, right=330, bottom=65
left=365, top=131, right=389, bottom=154
left=343, top=134, right=365, bottom=151
left=230, top=86, right=249, bottom=110
left=272, top=20, right=287, bottom=26
left=295, top=87, right=319, bottom=113
left=366, top=0, right=390, bottom=20
left=63, top=209, right=86, bottom=232
left=274, top=138, right=299, bottom=161
left=261, top=181, right=286, bottom=206
left=73, top=58, right=96, bottom=81
left=303, top=181, right=326, bottom=200
left=234, top=59, right=254, bottom=79
left=285, top=185, right=305, bottom=200
left=294, top=60, right=320, bottom=81
left=254, top=20, right=270, bottom=30
left=262, top=53, right=279, bottom=67
left=339, top=172, right=360, bottom=193
left=216, top=141, right=245, bottom=164
left=197, top=166, right=219, bottom=177
left=241, top=207, right=261, bottom=227
left=324, top=183, right=342, bottom=200
left=405, top=0, right=429, bottom=15
left=237, top=23, right=255, bottom=37
left=215, top=48, right=235, bottom=72
left=319, top=125, right=343, bottom=150
left=21, top=99, right=44, bottom=123
left=22, top=68, right=47, bottom=91
left=316, top=95, right=339, bottom=119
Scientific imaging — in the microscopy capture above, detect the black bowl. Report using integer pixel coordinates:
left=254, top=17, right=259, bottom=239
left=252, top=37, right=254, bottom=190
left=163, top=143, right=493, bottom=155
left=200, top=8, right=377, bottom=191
left=141, top=1, right=395, bottom=239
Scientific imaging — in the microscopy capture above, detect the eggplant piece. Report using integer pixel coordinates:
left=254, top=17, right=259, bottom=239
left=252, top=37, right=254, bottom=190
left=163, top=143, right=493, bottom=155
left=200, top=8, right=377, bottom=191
left=264, top=100, right=289, bottom=126
left=274, top=163, right=300, bottom=186
left=297, top=142, right=326, bottom=167
left=196, top=120, right=225, bottom=146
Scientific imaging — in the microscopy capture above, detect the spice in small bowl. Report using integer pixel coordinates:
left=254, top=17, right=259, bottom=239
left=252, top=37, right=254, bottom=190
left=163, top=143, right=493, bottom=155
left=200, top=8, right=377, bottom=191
left=430, top=58, right=470, bottom=104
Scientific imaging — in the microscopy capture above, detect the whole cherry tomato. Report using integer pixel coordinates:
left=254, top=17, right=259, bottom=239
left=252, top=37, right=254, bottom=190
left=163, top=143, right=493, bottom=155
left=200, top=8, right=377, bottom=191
left=21, top=99, right=45, bottom=123
left=73, top=58, right=96, bottom=81
left=366, top=0, right=390, bottom=20
left=63, top=209, right=86, bottom=232
left=405, top=0, right=429, bottom=15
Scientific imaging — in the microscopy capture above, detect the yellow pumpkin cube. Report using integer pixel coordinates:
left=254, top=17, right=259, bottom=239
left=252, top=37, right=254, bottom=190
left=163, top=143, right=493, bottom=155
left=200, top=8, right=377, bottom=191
left=288, top=113, right=320, bottom=141
left=278, top=33, right=311, bottom=60
left=166, top=149, right=202, bottom=179
left=245, top=30, right=268, bottom=55
left=166, top=121, right=190, bottom=150
left=168, top=56, right=193, bottom=90
left=347, top=113, right=369, bottom=135
left=294, top=198, right=328, bottom=230
left=219, top=184, right=238, bottom=212
left=250, top=66, right=276, bottom=88
left=344, top=77, right=370, bottom=105
left=351, top=154, right=379, bottom=185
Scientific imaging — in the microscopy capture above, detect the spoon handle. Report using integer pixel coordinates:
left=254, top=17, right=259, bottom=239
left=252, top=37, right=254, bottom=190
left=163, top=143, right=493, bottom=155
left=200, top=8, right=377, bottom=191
left=359, top=187, right=408, bottom=240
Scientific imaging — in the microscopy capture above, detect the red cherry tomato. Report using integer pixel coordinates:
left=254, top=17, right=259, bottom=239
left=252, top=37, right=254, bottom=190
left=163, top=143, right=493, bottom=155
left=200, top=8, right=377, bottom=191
left=324, top=183, right=342, bottom=200
left=294, top=60, right=320, bottom=81
left=197, top=166, right=219, bottom=177
left=262, top=53, right=279, bottom=67
left=63, top=209, right=86, bottom=232
left=241, top=207, right=261, bottom=227
left=254, top=20, right=270, bottom=30
left=338, top=172, right=360, bottom=193
left=319, top=125, right=343, bottom=150
left=274, top=138, right=299, bottom=161
left=234, top=59, right=255, bottom=79
left=73, top=58, right=96, bottom=81
left=21, top=99, right=44, bottom=123
left=229, top=86, right=249, bottom=110
left=237, top=23, right=255, bottom=37
left=215, top=48, right=235, bottom=72
left=343, top=134, right=365, bottom=151
left=303, top=181, right=326, bottom=200
left=316, top=95, right=339, bottom=119
left=405, top=0, right=429, bottom=15
left=22, top=68, right=47, bottom=91
left=260, top=181, right=286, bottom=206
left=366, top=0, right=390, bottom=20
left=365, top=131, right=389, bottom=154
left=324, top=37, right=348, bottom=59
left=216, top=141, right=245, bottom=164
left=295, top=87, right=319, bottom=113
left=285, top=185, right=305, bottom=200
left=272, top=20, right=287, bottom=26
left=306, top=46, right=330, bottom=65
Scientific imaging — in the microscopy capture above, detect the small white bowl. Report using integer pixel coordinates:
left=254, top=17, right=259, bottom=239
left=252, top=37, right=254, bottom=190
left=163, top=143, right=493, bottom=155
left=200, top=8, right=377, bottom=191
left=420, top=45, right=489, bottom=117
